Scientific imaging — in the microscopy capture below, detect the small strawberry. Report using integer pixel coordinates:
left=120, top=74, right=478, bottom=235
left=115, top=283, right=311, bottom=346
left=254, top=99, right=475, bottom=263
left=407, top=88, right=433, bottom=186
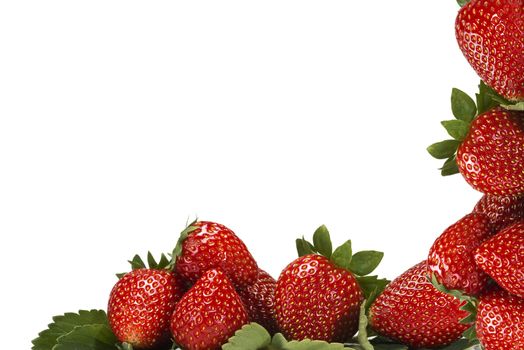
left=473, top=193, right=524, bottom=232
left=476, top=288, right=524, bottom=350
left=275, top=225, right=387, bottom=342
left=236, top=268, right=279, bottom=335
left=475, top=221, right=524, bottom=298
left=369, top=261, right=469, bottom=348
left=428, top=213, right=493, bottom=295
left=428, top=84, right=524, bottom=195
left=174, top=221, right=258, bottom=288
left=170, top=268, right=249, bottom=350
left=108, top=253, right=185, bottom=349
left=455, top=0, right=524, bottom=102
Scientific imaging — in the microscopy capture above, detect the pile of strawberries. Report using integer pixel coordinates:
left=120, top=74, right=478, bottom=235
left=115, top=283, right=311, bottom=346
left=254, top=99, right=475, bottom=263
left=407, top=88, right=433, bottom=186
left=32, top=0, right=523, bottom=350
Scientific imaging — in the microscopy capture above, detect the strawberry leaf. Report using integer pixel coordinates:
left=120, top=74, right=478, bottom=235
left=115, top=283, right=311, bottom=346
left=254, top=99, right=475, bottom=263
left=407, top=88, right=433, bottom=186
left=312, top=225, right=333, bottom=258
left=349, top=251, right=384, bottom=276
left=451, top=88, right=477, bottom=122
left=427, top=140, right=460, bottom=159
left=356, top=275, right=389, bottom=309
left=441, top=120, right=470, bottom=141
left=53, top=324, right=118, bottom=350
left=331, top=240, right=352, bottom=270
left=476, top=81, right=501, bottom=115
left=357, top=302, right=374, bottom=350
left=270, top=333, right=347, bottom=349
left=296, top=237, right=317, bottom=257
left=456, top=0, right=471, bottom=7
left=222, top=323, right=271, bottom=350
left=32, top=310, right=110, bottom=350
left=129, top=255, right=146, bottom=270
left=440, top=156, right=459, bottom=176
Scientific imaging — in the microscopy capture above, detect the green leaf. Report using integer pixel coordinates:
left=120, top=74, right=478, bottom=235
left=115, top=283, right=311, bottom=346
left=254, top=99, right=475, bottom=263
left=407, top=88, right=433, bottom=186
left=441, top=120, right=470, bottom=141
left=356, top=275, right=389, bottom=309
left=172, top=220, right=199, bottom=260
left=349, top=251, right=384, bottom=276
left=440, top=156, right=459, bottom=176
left=147, top=251, right=157, bottom=269
left=271, top=333, right=348, bottom=349
left=157, top=253, right=170, bottom=269
left=457, top=0, right=471, bottom=6
left=330, top=240, right=352, bottom=271
left=427, top=140, right=460, bottom=160
left=312, top=225, right=333, bottom=258
left=128, top=255, right=146, bottom=270
left=451, top=88, right=477, bottom=122
left=53, top=324, right=119, bottom=350
left=296, top=237, right=317, bottom=257
left=222, top=323, right=271, bottom=350
left=32, top=310, right=109, bottom=350
left=476, top=80, right=501, bottom=115
left=463, top=325, right=479, bottom=344
left=357, top=302, right=374, bottom=350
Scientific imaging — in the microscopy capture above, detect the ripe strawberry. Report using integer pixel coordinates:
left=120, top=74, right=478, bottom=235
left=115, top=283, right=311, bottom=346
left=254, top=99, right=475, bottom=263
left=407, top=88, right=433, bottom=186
left=473, top=193, right=524, bottom=232
left=236, top=268, right=279, bottom=335
left=369, top=261, right=469, bottom=348
left=274, top=225, right=386, bottom=342
left=108, top=268, right=185, bottom=348
left=174, top=221, right=258, bottom=288
left=476, top=288, right=524, bottom=350
left=275, top=254, right=363, bottom=342
left=170, top=268, right=248, bottom=350
left=428, top=213, right=493, bottom=295
left=457, top=108, right=524, bottom=195
left=455, top=0, right=524, bottom=102
left=475, top=221, right=524, bottom=298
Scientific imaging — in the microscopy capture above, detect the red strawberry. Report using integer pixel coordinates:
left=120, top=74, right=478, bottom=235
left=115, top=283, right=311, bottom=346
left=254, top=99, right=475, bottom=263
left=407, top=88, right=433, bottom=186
left=236, top=268, right=279, bottom=335
left=369, top=261, right=469, bottom=348
left=428, top=213, right=493, bottom=295
left=170, top=268, right=249, bottom=350
left=108, top=269, right=185, bottom=348
left=457, top=108, right=524, bottom=195
left=476, top=288, right=524, bottom=350
left=275, top=254, right=363, bottom=342
left=174, top=221, right=258, bottom=288
left=455, top=0, right=524, bottom=102
left=473, top=193, right=524, bottom=232
left=475, top=221, right=524, bottom=298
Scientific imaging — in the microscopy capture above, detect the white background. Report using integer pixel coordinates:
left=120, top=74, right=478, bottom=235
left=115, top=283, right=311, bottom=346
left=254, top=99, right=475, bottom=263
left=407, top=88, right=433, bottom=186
left=0, top=1, right=482, bottom=348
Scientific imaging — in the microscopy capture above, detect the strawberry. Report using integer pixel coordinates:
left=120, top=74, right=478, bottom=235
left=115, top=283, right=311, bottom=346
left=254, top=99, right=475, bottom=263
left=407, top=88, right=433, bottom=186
left=236, top=268, right=279, bottom=335
left=274, top=225, right=386, bottom=342
left=429, top=90, right=524, bottom=195
left=473, top=193, right=524, bottom=232
left=455, top=0, right=524, bottom=102
left=428, top=213, right=493, bottom=295
left=475, top=221, right=524, bottom=298
left=369, top=261, right=469, bottom=348
left=170, top=268, right=249, bottom=350
left=174, top=221, right=258, bottom=288
left=476, top=288, right=524, bottom=350
left=108, top=253, right=185, bottom=349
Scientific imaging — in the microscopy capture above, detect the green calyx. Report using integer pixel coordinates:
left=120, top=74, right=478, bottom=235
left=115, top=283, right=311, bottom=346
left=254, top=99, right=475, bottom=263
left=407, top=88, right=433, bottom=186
left=427, top=81, right=521, bottom=176
left=115, top=251, right=173, bottom=279
left=171, top=219, right=199, bottom=261
left=429, top=274, right=480, bottom=346
left=296, top=225, right=389, bottom=312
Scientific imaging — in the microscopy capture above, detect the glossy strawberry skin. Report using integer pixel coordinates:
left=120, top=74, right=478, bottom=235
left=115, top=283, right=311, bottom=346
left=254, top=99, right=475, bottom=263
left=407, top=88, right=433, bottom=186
left=237, top=269, right=279, bottom=334
left=428, top=213, right=493, bottom=295
left=107, top=269, right=185, bottom=349
left=175, top=221, right=258, bottom=289
left=455, top=0, right=524, bottom=101
left=369, top=261, right=469, bottom=348
left=473, top=193, right=524, bottom=232
left=170, top=268, right=248, bottom=350
left=476, top=288, right=524, bottom=350
left=457, top=108, right=524, bottom=196
left=475, top=221, right=524, bottom=298
left=274, top=254, right=363, bottom=342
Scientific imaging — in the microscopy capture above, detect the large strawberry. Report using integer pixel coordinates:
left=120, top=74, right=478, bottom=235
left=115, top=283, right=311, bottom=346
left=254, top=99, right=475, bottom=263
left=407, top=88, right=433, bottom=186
left=236, top=268, right=279, bottom=335
left=369, top=261, right=469, bottom=348
left=428, top=213, right=493, bottom=295
left=170, top=268, right=249, bottom=350
left=275, top=225, right=387, bottom=342
left=455, top=0, right=524, bottom=102
left=476, top=288, right=524, bottom=350
left=428, top=84, right=524, bottom=195
left=108, top=253, right=185, bottom=349
left=174, top=221, right=258, bottom=288
left=475, top=221, right=524, bottom=298
left=473, top=193, right=524, bottom=232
